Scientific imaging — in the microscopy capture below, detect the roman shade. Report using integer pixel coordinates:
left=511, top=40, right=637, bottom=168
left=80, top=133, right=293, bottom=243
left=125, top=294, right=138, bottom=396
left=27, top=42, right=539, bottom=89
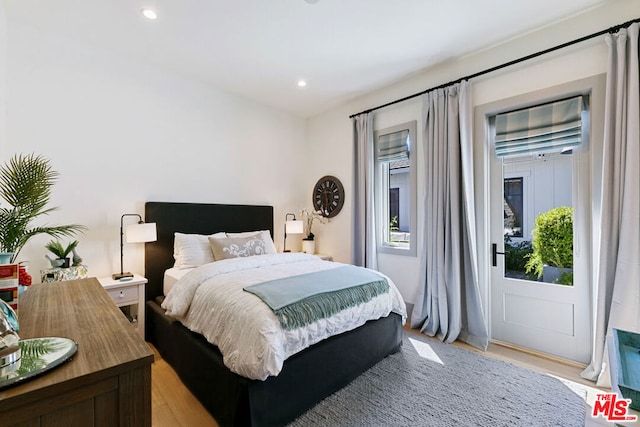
left=494, top=96, right=584, bottom=157
left=377, top=129, right=410, bottom=162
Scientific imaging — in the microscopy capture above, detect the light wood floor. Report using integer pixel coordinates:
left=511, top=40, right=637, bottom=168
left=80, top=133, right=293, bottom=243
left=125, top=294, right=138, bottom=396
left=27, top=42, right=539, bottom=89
left=150, top=344, right=219, bottom=427
left=149, top=326, right=607, bottom=427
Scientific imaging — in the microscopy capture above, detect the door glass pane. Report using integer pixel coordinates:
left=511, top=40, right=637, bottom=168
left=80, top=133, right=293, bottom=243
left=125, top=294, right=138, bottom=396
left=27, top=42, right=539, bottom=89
left=502, top=153, right=573, bottom=286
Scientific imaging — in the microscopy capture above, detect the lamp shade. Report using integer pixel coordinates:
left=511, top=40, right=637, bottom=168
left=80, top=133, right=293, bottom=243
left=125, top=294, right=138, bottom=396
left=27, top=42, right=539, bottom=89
left=125, top=222, right=157, bottom=243
left=285, top=220, right=303, bottom=234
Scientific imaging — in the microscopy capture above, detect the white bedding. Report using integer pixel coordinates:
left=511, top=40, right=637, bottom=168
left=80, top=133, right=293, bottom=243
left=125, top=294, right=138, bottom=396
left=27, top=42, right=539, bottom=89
left=162, top=253, right=406, bottom=380
left=163, top=267, right=192, bottom=295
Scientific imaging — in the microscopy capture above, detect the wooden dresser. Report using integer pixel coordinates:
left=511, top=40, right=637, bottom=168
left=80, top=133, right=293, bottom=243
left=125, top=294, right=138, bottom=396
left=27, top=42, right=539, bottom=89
left=0, top=278, right=154, bottom=427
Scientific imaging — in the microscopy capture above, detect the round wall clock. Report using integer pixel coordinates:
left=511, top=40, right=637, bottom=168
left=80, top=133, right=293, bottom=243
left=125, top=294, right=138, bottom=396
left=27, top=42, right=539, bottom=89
left=312, top=175, right=345, bottom=218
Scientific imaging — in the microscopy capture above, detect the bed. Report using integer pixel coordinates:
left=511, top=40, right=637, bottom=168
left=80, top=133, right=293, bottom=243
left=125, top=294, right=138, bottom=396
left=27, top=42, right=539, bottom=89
left=144, top=201, right=404, bottom=427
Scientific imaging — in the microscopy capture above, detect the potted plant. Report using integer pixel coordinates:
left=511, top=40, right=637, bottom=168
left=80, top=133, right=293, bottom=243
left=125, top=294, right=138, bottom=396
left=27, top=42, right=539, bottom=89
left=300, top=209, right=328, bottom=254
left=45, top=240, right=79, bottom=268
left=525, top=206, right=573, bottom=285
left=0, top=153, right=85, bottom=264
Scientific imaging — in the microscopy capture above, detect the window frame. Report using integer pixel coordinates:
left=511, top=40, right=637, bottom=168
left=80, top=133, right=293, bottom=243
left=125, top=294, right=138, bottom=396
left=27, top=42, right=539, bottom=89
left=374, top=120, right=417, bottom=257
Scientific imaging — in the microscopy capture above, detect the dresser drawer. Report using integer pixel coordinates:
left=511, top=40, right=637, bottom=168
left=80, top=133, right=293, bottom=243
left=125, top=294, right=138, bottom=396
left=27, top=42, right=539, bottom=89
left=107, top=286, right=138, bottom=305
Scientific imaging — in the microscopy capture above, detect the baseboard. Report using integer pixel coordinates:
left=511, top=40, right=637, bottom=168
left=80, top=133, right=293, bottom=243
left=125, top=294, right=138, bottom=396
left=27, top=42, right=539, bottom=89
left=490, top=338, right=588, bottom=369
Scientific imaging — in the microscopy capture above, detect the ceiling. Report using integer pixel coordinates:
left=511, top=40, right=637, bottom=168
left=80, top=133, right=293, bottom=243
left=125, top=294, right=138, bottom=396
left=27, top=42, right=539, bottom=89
left=4, top=0, right=609, bottom=118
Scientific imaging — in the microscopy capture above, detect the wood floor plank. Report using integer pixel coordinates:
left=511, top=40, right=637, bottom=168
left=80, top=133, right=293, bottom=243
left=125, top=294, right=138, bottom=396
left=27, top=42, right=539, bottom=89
left=150, top=344, right=217, bottom=427
left=152, top=404, right=183, bottom=427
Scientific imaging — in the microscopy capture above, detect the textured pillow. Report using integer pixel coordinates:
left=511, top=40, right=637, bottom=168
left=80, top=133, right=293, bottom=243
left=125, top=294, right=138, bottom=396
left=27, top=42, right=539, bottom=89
left=173, top=232, right=225, bottom=269
left=225, top=230, right=277, bottom=254
left=209, top=235, right=270, bottom=261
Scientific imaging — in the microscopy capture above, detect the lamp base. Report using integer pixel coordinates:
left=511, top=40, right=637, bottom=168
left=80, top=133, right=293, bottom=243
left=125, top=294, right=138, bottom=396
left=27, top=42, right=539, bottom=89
left=112, top=272, right=134, bottom=280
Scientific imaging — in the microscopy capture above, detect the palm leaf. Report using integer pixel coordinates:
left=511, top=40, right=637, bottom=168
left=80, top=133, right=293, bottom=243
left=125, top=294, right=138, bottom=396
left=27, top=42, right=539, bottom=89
left=11, top=226, right=86, bottom=262
left=16, top=338, right=67, bottom=374
left=0, top=153, right=86, bottom=261
left=0, top=154, right=57, bottom=213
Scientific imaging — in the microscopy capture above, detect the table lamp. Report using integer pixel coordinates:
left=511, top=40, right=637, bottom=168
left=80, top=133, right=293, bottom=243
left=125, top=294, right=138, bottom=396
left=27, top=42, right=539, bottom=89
left=113, top=214, right=157, bottom=280
left=283, top=213, right=303, bottom=252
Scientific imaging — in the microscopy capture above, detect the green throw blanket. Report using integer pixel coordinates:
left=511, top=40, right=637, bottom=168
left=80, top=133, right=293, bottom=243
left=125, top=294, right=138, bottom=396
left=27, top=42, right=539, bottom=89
left=243, top=265, right=389, bottom=330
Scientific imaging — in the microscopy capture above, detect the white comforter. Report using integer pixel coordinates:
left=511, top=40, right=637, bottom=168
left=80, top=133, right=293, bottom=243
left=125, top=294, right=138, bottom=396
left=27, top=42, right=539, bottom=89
left=162, top=253, right=406, bottom=380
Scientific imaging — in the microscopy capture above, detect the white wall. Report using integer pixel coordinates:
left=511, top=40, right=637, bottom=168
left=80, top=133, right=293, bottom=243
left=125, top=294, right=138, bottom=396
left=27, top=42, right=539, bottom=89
left=0, top=2, right=6, bottom=154
left=2, top=21, right=308, bottom=280
left=307, top=0, right=640, bottom=305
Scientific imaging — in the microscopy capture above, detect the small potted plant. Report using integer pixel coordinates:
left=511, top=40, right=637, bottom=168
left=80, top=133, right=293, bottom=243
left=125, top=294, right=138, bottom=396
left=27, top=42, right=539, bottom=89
left=300, top=209, right=328, bottom=254
left=525, top=206, right=573, bottom=285
left=45, top=240, right=79, bottom=269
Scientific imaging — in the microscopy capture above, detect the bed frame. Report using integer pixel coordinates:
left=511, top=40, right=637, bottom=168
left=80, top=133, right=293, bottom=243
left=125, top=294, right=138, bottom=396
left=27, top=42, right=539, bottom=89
left=144, top=201, right=403, bottom=427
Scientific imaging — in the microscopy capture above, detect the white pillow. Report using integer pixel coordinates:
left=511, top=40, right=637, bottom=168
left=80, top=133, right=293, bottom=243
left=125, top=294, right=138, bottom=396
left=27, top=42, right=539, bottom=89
left=209, top=235, right=271, bottom=261
left=225, top=230, right=277, bottom=254
left=173, top=232, right=225, bottom=269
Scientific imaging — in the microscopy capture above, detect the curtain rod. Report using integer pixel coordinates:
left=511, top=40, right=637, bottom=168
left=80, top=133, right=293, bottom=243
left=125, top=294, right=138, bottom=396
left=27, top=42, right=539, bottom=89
left=349, top=16, right=640, bottom=119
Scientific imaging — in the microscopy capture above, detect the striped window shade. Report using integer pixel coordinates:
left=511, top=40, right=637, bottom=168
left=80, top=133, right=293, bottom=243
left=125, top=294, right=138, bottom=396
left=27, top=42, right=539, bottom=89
left=494, top=96, right=584, bottom=157
left=377, top=129, right=410, bottom=162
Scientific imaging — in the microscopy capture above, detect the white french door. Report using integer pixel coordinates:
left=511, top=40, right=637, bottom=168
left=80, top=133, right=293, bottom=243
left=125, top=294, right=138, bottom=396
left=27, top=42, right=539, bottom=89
left=489, top=149, right=591, bottom=363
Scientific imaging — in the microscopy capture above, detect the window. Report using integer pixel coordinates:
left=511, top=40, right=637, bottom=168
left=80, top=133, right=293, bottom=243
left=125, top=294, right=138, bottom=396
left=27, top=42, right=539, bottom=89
left=504, top=177, right=523, bottom=237
left=374, top=121, right=417, bottom=256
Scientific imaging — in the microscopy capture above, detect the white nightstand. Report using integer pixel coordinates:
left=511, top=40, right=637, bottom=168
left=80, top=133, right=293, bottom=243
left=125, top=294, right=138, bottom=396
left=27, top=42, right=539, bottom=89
left=97, top=274, right=147, bottom=338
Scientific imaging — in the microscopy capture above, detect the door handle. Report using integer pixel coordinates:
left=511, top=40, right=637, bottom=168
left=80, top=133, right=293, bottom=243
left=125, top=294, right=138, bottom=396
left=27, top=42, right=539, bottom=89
left=492, top=243, right=505, bottom=267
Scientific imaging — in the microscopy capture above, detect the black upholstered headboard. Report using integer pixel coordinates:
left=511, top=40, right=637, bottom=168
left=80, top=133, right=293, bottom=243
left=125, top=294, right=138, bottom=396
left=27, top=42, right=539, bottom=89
left=144, top=202, right=274, bottom=301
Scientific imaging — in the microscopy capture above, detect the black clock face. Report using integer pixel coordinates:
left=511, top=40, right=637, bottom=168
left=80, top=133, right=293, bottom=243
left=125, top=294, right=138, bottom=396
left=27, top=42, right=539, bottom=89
left=313, top=175, right=344, bottom=218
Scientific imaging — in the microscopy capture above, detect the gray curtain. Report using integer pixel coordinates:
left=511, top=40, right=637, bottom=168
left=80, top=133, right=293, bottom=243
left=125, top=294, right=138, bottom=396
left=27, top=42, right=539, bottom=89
left=411, top=81, right=489, bottom=350
left=352, top=113, right=378, bottom=269
left=581, top=23, right=640, bottom=387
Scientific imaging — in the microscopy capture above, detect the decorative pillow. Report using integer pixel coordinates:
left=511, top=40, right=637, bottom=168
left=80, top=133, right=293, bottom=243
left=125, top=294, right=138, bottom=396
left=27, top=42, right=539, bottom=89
left=173, top=232, right=226, bottom=269
left=209, top=235, right=270, bottom=261
left=226, top=230, right=263, bottom=238
left=225, top=230, right=277, bottom=254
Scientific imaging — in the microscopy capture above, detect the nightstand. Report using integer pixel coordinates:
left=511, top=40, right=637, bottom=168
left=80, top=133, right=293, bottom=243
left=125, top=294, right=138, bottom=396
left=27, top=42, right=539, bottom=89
left=316, top=254, right=333, bottom=261
left=97, top=274, right=147, bottom=338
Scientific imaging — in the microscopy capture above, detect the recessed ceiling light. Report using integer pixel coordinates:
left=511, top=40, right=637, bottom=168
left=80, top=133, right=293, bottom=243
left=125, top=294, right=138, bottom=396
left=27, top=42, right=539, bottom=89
left=297, top=80, right=307, bottom=88
left=141, top=8, right=158, bottom=20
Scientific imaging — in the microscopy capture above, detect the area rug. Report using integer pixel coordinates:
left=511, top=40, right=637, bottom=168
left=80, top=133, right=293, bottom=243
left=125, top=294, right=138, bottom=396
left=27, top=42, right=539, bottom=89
left=289, top=332, right=586, bottom=426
